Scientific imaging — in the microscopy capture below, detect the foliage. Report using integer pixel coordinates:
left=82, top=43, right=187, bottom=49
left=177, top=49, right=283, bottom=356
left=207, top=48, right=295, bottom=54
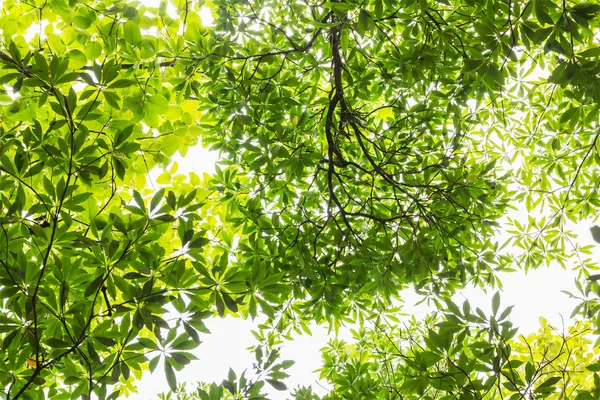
left=0, top=0, right=599, bottom=399
left=159, top=346, right=300, bottom=400
left=317, top=300, right=599, bottom=399
left=0, top=0, right=237, bottom=398
left=167, top=302, right=600, bottom=400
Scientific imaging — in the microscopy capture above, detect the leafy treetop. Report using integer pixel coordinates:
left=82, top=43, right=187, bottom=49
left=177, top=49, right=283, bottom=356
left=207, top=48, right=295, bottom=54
left=0, top=0, right=599, bottom=399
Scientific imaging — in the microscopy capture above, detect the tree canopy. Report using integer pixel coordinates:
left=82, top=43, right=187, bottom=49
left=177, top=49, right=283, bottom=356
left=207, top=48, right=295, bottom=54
left=0, top=0, right=600, bottom=399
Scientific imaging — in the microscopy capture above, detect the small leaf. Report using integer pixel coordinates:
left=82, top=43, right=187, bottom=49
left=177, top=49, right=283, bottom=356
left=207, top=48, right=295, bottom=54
left=145, top=94, right=169, bottom=115
left=56, top=72, right=81, bottom=85
left=132, top=190, right=146, bottom=212
left=357, top=9, right=369, bottom=36
left=103, top=91, right=121, bottom=109
left=95, top=337, right=117, bottom=347
left=115, top=125, right=134, bottom=147
left=279, top=360, right=295, bottom=369
left=8, top=41, right=21, bottom=63
left=164, top=358, right=177, bottom=391
left=149, top=356, right=160, bottom=373
left=534, top=0, right=555, bottom=25
left=586, top=362, right=600, bottom=371
left=150, top=188, right=165, bottom=212
left=538, top=376, right=561, bottom=389
left=572, top=3, right=600, bottom=19
left=591, top=226, right=600, bottom=243
left=171, top=338, right=199, bottom=350
left=123, top=20, right=142, bottom=45
left=222, top=379, right=236, bottom=394
left=222, top=293, right=238, bottom=313
left=325, top=1, right=356, bottom=11
left=33, top=52, right=49, bottom=76
left=189, top=237, right=210, bottom=249
left=215, top=293, right=225, bottom=317
left=85, top=275, right=104, bottom=298
left=266, top=379, right=287, bottom=391
left=109, top=79, right=136, bottom=89
left=166, top=191, right=176, bottom=210
left=492, top=291, right=500, bottom=316
left=67, top=87, right=77, bottom=111
left=498, top=305, right=514, bottom=321
left=69, top=192, right=93, bottom=204
left=182, top=229, right=193, bottom=245
left=138, top=338, right=158, bottom=350
left=46, top=338, right=70, bottom=348
left=2, top=330, right=19, bottom=351
left=123, top=272, right=147, bottom=280
left=183, top=322, right=200, bottom=343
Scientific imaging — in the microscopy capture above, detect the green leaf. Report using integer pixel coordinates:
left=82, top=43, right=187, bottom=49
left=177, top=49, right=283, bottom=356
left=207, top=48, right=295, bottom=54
left=492, top=291, right=500, bottom=316
left=33, top=52, right=49, bottom=77
left=67, top=49, right=87, bottom=70
left=559, top=106, right=578, bottom=125
left=84, top=41, right=102, bottom=60
left=189, top=237, right=210, bottom=249
left=95, top=337, right=117, bottom=347
left=145, top=94, right=169, bottom=115
left=103, top=91, right=121, bottom=109
left=357, top=9, right=369, bottom=36
left=109, top=79, right=136, bottom=89
left=85, top=275, right=104, bottom=298
left=463, top=58, right=485, bottom=72
left=266, top=379, right=287, bottom=391
left=46, top=338, right=70, bottom=348
left=123, top=20, right=142, bottom=45
left=56, top=72, right=81, bottom=85
left=222, top=379, right=236, bottom=394
left=222, top=293, right=238, bottom=313
left=534, top=0, right=555, bottom=25
left=590, top=226, right=600, bottom=243
left=572, top=3, right=600, bottom=19
left=150, top=188, right=165, bottom=212
left=164, top=358, right=177, bottom=392
left=69, top=192, right=93, bottom=204
left=279, top=360, right=295, bottom=369
left=138, top=338, right=158, bottom=350
left=115, top=124, right=134, bottom=146
left=215, top=293, right=225, bottom=317
left=8, top=41, right=21, bottom=63
left=325, top=1, right=356, bottom=11
left=2, top=330, right=19, bottom=351
left=67, top=87, right=77, bottom=112
left=123, top=272, right=147, bottom=280
left=537, top=376, right=561, bottom=389
left=586, top=362, right=600, bottom=372
left=132, top=190, right=146, bottom=212
left=182, top=229, right=193, bottom=245
left=498, top=305, right=514, bottom=321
